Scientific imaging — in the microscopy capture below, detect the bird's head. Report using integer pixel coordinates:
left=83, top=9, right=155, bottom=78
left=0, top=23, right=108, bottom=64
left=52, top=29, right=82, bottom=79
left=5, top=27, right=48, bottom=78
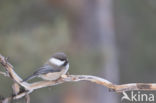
left=49, top=52, right=68, bottom=66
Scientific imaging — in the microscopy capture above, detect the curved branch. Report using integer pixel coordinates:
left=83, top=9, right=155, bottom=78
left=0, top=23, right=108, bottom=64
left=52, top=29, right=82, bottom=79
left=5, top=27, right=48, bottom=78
left=1, top=54, right=156, bottom=102
left=0, top=54, right=31, bottom=90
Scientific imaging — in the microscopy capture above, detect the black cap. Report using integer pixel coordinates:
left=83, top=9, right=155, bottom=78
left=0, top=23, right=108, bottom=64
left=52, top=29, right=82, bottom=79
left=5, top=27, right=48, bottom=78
left=52, top=52, right=67, bottom=61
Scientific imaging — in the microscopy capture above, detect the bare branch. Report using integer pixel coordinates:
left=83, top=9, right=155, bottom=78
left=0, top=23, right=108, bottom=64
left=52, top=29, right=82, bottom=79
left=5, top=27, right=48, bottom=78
left=0, top=54, right=31, bottom=90
left=12, top=83, right=20, bottom=95
left=25, top=94, right=30, bottom=103
left=0, top=71, right=9, bottom=77
left=115, top=83, right=156, bottom=92
left=2, top=97, right=12, bottom=103
left=1, top=54, right=156, bottom=102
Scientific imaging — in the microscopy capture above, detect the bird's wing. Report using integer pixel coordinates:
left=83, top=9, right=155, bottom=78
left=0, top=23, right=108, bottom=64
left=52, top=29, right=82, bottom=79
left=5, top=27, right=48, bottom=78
left=23, top=64, right=61, bottom=82
left=34, top=64, right=61, bottom=75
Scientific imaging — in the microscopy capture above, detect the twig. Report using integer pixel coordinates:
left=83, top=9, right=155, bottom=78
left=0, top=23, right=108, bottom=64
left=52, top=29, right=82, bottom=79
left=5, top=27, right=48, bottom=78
left=2, top=97, right=12, bottom=103
left=0, top=71, right=8, bottom=77
left=25, top=94, right=30, bottom=103
left=0, top=54, right=156, bottom=102
left=0, top=54, right=31, bottom=90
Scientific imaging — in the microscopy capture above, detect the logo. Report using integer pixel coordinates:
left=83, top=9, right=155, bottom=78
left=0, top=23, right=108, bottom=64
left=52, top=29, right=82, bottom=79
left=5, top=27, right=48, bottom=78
left=121, top=91, right=155, bottom=102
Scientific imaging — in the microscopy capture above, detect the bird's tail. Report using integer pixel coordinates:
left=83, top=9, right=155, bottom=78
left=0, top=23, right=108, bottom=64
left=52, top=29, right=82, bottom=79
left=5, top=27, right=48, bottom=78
left=22, top=74, right=37, bottom=82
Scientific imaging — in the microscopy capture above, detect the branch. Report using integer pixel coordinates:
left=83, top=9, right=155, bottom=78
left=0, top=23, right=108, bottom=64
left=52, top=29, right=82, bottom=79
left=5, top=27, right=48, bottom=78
left=0, top=54, right=30, bottom=90
left=0, top=54, right=156, bottom=102
left=0, top=71, right=9, bottom=77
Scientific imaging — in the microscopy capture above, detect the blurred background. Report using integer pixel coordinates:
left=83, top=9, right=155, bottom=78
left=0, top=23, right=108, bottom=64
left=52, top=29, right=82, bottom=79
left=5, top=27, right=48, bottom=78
left=0, top=0, right=156, bottom=103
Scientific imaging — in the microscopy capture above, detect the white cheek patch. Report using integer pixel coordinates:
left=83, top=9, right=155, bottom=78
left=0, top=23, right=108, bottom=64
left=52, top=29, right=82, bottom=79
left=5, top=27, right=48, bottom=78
left=50, top=58, right=65, bottom=66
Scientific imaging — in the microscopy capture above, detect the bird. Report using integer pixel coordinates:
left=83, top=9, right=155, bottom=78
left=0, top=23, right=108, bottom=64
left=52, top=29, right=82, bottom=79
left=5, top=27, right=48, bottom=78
left=23, top=52, right=69, bottom=82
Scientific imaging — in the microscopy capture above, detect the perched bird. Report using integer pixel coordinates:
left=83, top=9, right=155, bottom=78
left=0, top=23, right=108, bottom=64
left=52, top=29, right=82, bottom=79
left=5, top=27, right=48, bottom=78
left=23, top=52, right=69, bottom=82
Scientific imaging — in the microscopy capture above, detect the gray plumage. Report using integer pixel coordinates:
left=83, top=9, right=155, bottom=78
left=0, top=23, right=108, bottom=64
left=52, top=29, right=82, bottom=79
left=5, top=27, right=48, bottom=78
left=23, top=64, right=61, bottom=82
left=22, top=52, right=69, bottom=82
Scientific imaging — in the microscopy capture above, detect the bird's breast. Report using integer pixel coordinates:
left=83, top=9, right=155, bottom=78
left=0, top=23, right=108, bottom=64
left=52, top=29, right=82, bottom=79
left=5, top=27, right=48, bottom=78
left=39, top=72, right=62, bottom=80
left=39, top=67, right=68, bottom=81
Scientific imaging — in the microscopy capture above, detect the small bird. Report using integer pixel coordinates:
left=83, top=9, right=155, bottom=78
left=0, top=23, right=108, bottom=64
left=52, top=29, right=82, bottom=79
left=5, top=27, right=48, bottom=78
left=23, top=52, right=69, bottom=82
